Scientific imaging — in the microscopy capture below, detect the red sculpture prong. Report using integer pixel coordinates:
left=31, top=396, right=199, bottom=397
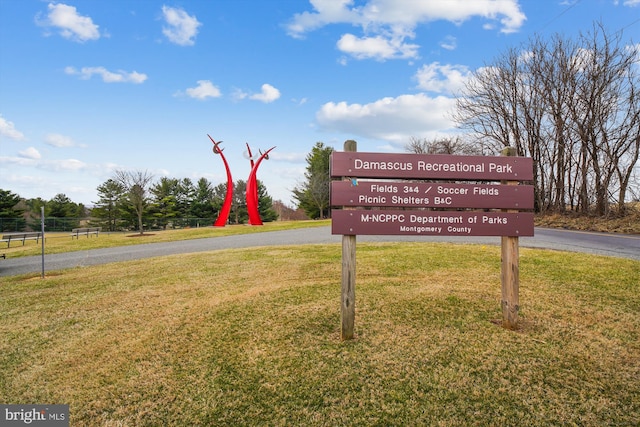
left=246, top=146, right=275, bottom=225
left=208, top=135, right=225, bottom=154
left=208, top=134, right=234, bottom=227
left=259, top=148, right=270, bottom=160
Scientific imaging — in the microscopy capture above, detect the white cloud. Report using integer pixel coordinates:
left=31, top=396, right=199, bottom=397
left=36, top=3, right=101, bottom=42
left=0, top=157, right=127, bottom=204
left=439, top=35, right=457, bottom=51
left=250, top=84, right=281, bottom=103
left=55, top=159, right=87, bottom=171
left=45, top=133, right=76, bottom=148
left=287, top=0, right=526, bottom=60
left=316, top=93, right=457, bottom=144
left=2, top=173, right=47, bottom=187
left=0, top=156, right=36, bottom=168
left=414, top=62, right=472, bottom=95
left=337, top=33, right=419, bottom=60
left=161, top=6, right=201, bottom=46
left=270, top=151, right=307, bottom=163
left=232, top=88, right=249, bottom=101
left=235, top=84, right=281, bottom=103
left=0, top=156, right=87, bottom=171
left=19, top=147, right=41, bottom=159
left=65, top=66, right=147, bottom=83
left=285, top=0, right=359, bottom=37
left=0, top=115, right=26, bottom=141
left=182, top=80, right=222, bottom=100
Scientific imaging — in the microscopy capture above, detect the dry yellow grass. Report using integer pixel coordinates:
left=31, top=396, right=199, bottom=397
left=1, top=243, right=639, bottom=425
left=535, top=204, right=640, bottom=234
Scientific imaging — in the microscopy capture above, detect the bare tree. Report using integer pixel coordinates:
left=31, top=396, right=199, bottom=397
left=529, top=34, right=581, bottom=212
left=569, top=24, right=640, bottom=214
left=454, top=46, right=549, bottom=210
left=114, top=170, right=154, bottom=234
left=454, top=22, right=639, bottom=215
left=405, top=136, right=483, bottom=155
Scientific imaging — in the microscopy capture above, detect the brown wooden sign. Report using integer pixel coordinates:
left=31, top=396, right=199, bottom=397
left=332, top=210, right=534, bottom=237
left=330, top=152, right=533, bottom=181
left=332, top=145, right=532, bottom=337
left=331, top=180, right=534, bottom=209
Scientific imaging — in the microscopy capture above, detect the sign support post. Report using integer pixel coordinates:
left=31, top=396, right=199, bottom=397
left=500, top=147, right=520, bottom=329
left=341, top=140, right=357, bottom=340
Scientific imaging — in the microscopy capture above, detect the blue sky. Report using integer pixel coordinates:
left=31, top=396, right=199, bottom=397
left=1, top=0, right=638, bottom=207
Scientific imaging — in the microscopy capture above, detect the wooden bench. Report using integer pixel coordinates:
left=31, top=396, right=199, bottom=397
left=70, top=227, right=101, bottom=239
left=1, top=232, right=43, bottom=247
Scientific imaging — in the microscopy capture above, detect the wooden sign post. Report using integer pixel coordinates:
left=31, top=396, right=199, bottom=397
left=341, top=140, right=357, bottom=340
left=500, top=147, right=520, bottom=329
left=331, top=144, right=534, bottom=339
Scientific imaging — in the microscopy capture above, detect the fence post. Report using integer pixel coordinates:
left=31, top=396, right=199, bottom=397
left=341, top=140, right=357, bottom=340
left=500, top=147, right=520, bottom=329
left=40, top=206, right=45, bottom=279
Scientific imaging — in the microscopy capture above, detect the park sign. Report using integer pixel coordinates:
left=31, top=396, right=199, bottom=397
left=331, top=181, right=534, bottom=209
left=330, top=151, right=534, bottom=237
left=332, top=210, right=534, bottom=237
left=331, top=145, right=534, bottom=339
left=330, top=152, right=533, bottom=181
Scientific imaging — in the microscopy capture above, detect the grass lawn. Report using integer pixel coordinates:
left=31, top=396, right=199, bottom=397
left=1, top=240, right=638, bottom=426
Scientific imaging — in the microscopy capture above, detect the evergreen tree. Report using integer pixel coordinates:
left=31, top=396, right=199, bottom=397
left=46, top=193, right=81, bottom=230
left=190, top=178, right=216, bottom=221
left=293, top=142, right=334, bottom=219
left=0, top=189, right=25, bottom=232
left=92, top=179, right=127, bottom=231
left=150, top=177, right=180, bottom=229
left=48, top=193, right=77, bottom=217
left=20, top=198, right=46, bottom=231
left=256, top=180, right=278, bottom=222
left=177, top=178, right=196, bottom=226
left=231, top=179, right=248, bottom=224
left=211, top=182, right=228, bottom=224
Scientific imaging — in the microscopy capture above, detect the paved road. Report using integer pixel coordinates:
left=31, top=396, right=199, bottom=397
left=1, top=226, right=638, bottom=277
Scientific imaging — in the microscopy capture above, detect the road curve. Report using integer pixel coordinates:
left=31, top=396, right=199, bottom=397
left=1, top=226, right=638, bottom=277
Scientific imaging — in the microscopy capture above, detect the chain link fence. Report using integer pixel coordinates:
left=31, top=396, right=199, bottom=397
left=0, top=217, right=217, bottom=233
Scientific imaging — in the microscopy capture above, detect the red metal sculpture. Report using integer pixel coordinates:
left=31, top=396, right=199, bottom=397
left=246, top=145, right=275, bottom=225
left=244, top=143, right=258, bottom=214
left=208, top=134, right=233, bottom=227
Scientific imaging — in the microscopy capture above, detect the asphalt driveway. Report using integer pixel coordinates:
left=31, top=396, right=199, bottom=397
left=1, top=226, right=638, bottom=277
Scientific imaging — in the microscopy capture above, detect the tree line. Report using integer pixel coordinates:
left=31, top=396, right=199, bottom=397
left=99, top=171, right=277, bottom=233
left=454, top=23, right=639, bottom=215
left=0, top=190, right=88, bottom=232
left=0, top=172, right=279, bottom=233
left=1, top=137, right=332, bottom=232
